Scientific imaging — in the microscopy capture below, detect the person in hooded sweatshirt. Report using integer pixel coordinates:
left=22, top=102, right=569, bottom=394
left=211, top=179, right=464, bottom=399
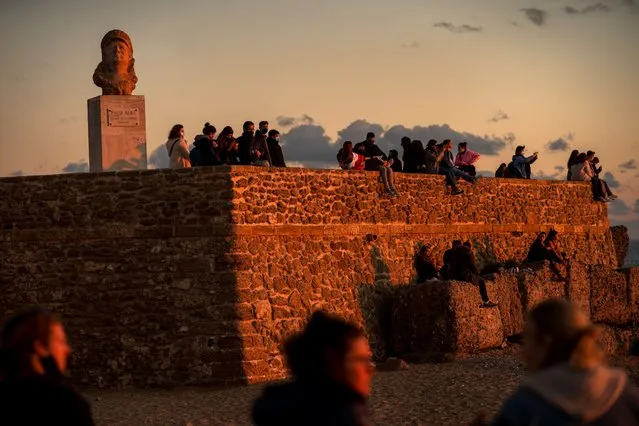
left=0, top=308, right=95, bottom=425
left=266, top=129, right=286, bottom=167
left=165, top=124, right=191, bottom=169
left=525, top=232, right=548, bottom=264
left=252, top=311, right=374, bottom=426
left=473, top=298, right=639, bottom=426
left=190, top=122, right=218, bottom=167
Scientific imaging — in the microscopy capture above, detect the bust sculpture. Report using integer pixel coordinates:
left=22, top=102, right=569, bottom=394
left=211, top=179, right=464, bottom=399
left=92, top=30, right=138, bottom=95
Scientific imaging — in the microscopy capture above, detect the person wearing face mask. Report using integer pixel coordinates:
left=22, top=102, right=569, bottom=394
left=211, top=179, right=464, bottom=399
left=258, top=121, right=269, bottom=137
left=266, top=130, right=286, bottom=168
left=253, top=311, right=374, bottom=426
left=0, top=308, right=95, bottom=425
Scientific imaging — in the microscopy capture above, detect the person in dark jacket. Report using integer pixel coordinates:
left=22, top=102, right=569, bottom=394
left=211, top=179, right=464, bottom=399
left=566, top=149, right=579, bottom=180
left=354, top=132, right=398, bottom=197
left=236, top=121, right=255, bottom=165
left=411, top=140, right=427, bottom=172
left=0, top=308, right=95, bottom=425
left=509, top=145, right=538, bottom=179
left=495, top=163, right=508, bottom=178
left=440, top=240, right=462, bottom=279
left=250, top=133, right=271, bottom=166
left=190, top=122, right=218, bottom=167
left=216, top=126, right=240, bottom=165
left=388, top=150, right=402, bottom=172
left=414, top=245, right=439, bottom=283
left=448, top=244, right=498, bottom=308
left=266, top=130, right=286, bottom=167
left=477, top=299, right=639, bottom=426
left=438, top=140, right=474, bottom=194
left=252, top=311, right=374, bottom=426
left=257, top=120, right=269, bottom=137
left=401, top=136, right=416, bottom=173
left=525, top=232, right=548, bottom=264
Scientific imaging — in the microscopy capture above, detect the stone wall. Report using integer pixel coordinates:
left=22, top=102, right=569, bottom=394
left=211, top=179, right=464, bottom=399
left=0, top=167, right=615, bottom=387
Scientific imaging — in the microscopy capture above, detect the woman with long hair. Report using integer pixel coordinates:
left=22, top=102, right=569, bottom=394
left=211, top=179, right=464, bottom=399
left=0, top=308, right=95, bottom=425
left=165, top=124, right=191, bottom=169
left=337, top=141, right=365, bottom=171
left=253, top=311, right=374, bottom=425
left=566, top=149, right=579, bottom=180
left=216, top=126, right=240, bottom=165
left=476, top=299, right=639, bottom=426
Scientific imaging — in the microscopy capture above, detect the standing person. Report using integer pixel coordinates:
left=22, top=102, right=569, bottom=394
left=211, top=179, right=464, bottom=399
left=258, top=121, right=269, bottom=137
left=252, top=311, right=374, bottom=426
left=401, top=136, right=416, bottom=173
left=354, top=132, right=398, bottom=197
left=251, top=133, right=271, bottom=167
left=165, top=124, right=191, bottom=169
left=482, top=299, right=639, bottom=426
left=216, top=126, right=240, bottom=165
left=455, top=142, right=480, bottom=177
left=566, top=149, right=579, bottom=180
left=266, top=130, right=286, bottom=168
left=438, top=139, right=477, bottom=191
left=449, top=243, right=498, bottom=308
left=509, top=146, right=538, bottom=179
left=237, top=121, right=255, bottom=165
left=337, top=141, right=365, bottom=171
left=411, top=140, right=427, bottom=172
left=414, top=245, right=439, bottom=283
left=190, top=122, right=218, bottom=167
left=0, top=308, right=95, bottom=425
left=388, top=150, right=403, bottom=172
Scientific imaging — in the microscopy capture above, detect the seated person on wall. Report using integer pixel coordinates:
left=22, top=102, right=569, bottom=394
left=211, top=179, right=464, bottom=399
left=544, top=229, right=568, bottom=265
left=566, top=149, right=579, bottom=180
left=354, top=132, right=399, bottom=197
left=588, top=153, right=617, bottom=201
left=454, top=142, right=480, bottom=177
left=388, top=149, right=403, bottom=172
left=435, top=140, right=468, bottom=196
left=411, top=140, right=427, bottom=172
left=525, top=232, right=548, bottom=264
left=266, top=130, right=286, bottom=168
left=449, top=243, right=498, bottom=308
left=401, top=136, right=417, bottom=173
left=569, top=153, right=609, bottom=202
left=190, top=122, right=219, bottom=167
left=438, top=139, right=478, bottom=188
left=439, top=240, right=463, bottom=279
left=495, top=163, right=508, bottom=178
left=337, top=141, right=365, bottom=170
left=414, top=245, right=439, bottom=283
left=508, top=145, right=538, bottom=179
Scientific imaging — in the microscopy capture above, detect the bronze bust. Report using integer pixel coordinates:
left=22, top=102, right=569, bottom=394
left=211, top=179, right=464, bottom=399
left=93, top=30, right=138, bottom=95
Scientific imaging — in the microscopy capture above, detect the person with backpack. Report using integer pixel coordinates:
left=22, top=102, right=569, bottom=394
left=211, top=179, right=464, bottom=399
left=190, top=122, right=218, bottom=167
left=509, top=146, right=538, bottom=179
left=165, top=124, right=191, bottom=169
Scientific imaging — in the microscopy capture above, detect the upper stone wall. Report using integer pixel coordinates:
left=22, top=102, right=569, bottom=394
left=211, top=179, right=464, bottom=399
left=0, top=166, right=609, bottom=235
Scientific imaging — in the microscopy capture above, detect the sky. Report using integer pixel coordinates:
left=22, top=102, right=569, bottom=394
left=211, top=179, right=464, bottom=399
left=1, top=0, right=638, bottom=237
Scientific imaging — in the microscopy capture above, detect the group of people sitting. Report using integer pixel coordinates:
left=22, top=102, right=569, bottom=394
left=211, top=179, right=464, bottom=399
left=164, top=121, right=287, bottom=169
left=524, top=229, right=568, bottom=265
left=337, top=134, right=480, bottom=196
left=413, top=240, right=498, bottom=307
left=566, top=150, right=617, bottom=202
left=495, top=145, right=539, bottom=179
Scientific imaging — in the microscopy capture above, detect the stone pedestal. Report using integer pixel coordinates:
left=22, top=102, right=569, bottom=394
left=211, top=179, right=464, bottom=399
left=87, top=95, right=147, bottom=172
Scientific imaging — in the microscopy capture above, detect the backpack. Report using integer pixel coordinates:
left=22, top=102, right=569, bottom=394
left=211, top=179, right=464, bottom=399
left=189, top=147, right=202, bottom=167
left=507, top=161, right=524, bottom=178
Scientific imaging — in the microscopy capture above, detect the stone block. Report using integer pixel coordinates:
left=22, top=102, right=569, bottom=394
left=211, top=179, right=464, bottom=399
left=518, top=262, right=566, bottom=312
left=88, top=95, right=147, bottom=172
left=598, top=325, right=633, bottom=356
left=610, top=225, right=629, bottom=268
left=493, top=272, right=524, bottom=337
left=566, top=262, right=590, bottom=319
left=391, top=281, right=504, bottom=356
left=590, top=265, right=633, bottom=325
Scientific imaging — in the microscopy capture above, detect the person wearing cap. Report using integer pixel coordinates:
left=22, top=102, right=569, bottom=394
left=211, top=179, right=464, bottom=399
left=454, top=142, right=480, bottom=177
left=92, top=29, right=138, bottom=96
left=509, top=146, right=538, bottom=179
left=474, top=299, right=639, bottom=426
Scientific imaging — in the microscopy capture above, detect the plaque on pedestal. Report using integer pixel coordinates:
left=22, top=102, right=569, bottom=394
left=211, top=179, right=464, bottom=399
left=87, top=95, right=147, bottom=172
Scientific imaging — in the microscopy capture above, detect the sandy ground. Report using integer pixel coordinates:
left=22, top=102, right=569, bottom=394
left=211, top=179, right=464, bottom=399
left=85, top=351, right=638, bottom=426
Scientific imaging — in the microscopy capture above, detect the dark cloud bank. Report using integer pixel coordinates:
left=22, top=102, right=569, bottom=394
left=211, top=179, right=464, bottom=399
left=433, top=22, right=483, bottom=33
left=146, top=117, right=512, bottom=170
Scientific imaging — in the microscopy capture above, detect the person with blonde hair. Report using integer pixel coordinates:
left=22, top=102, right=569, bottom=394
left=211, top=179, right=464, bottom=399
left=474, top=299, right=639, bottom=425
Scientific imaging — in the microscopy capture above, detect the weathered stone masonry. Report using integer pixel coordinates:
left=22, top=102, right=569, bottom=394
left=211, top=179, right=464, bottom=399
left=0, top=167, right=618, bottom=387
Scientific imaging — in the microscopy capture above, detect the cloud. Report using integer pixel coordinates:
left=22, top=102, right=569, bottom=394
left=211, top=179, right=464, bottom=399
left=62, top=161, right=89, bottom=173
left=521, top=8, right=549, bottom=26
left=609, top=199, right=631, bottom=216
left=148, top=145, right=170, bottom=169
left=565, top=3, right=611, bottom=14
left=433, top=22, right=483, bottom=33
left=603, top=171, right=620, bottom=188
left=280, top=119, right=511, bottom=169
left=619, top=159, right=637, bottom=170
left=546, top=138, right=571, bottom=152
left=275, top=114, right=315, bottom=128
left=503, top=132, right=517, bottom=145
left=488, top=110, right=509, bottom=123
left=401, top=41, right=420, bottom=48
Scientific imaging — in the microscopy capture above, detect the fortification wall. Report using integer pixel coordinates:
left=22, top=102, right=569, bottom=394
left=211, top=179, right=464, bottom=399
left=0, top=167, right=615, bottom=387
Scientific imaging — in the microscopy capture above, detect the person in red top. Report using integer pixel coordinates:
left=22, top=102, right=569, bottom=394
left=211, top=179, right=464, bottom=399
left=454, top=142, right=481, bottom=176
